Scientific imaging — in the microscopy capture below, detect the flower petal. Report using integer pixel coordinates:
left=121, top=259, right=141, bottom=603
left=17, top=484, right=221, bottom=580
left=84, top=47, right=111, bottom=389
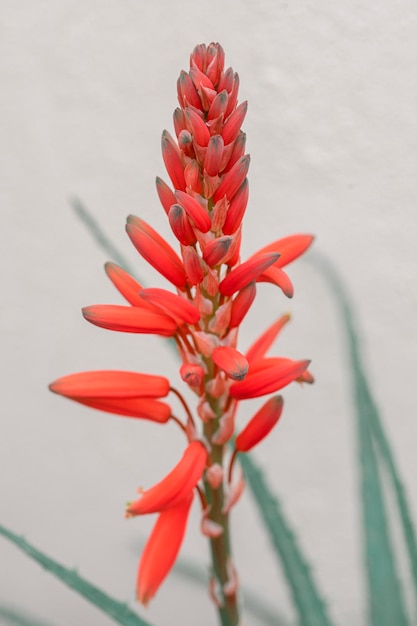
left=213, top=155, right=250, bottom=203
left=137, top=492, right=194, bottom=605
left=126, top=215, right=187, bottom=289
left=126, top=441, right=207, bottom=516
left=219, top=252, right=279, bottom=296
left=104, top=263, right=147, bottom=307
left=235, top=395, right=283, bottom=452
left=71, top=396, right=172, bottom=423
left=250, top=234, right=314, bottom=268
left=212, top=346, right=248, bottom=381
left=257, top=266, right=294, bottom=298
left=82, top=305, right=178, bottom=336
left=230, top=358, right=310, bottom=399
left=139, top=288, right=200, bottom=325
left=49, top=370, right=170, bottom=398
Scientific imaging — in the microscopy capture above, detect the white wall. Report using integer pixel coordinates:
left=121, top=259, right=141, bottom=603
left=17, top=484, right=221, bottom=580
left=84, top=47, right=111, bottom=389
left=1, top=2, right=416, bottom=625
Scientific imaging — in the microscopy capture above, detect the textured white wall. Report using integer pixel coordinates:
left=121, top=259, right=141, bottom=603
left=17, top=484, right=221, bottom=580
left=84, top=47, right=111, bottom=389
left=1, top=1, right=417, bottom=625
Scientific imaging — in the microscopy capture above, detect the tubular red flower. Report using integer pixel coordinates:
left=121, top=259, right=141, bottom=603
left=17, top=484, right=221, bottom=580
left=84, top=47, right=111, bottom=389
left=245, top=314, right=291, bottom=363
left=257, top=266, right=294, bottom=298
left=213, top=155, right=250, bottom=203
left=223, top=131, right=246, bottom=172
left=126, top=441, right=207, bottom=516
left=82, top=305, right=178, bottom=336
left=69, top=396, right=172, bottom=422
left=221, top=101, right=248, bottom=145
left=229, top=282, right=257, bottom=328
left=235, top=395, right=284, bottom=452
left=204, top=134, right=225, bottom=176
left=104, top=263, right=146, bottom=307
left=184, top=108, right=210, bottom=147
left=49, top=370, right=170, bottom=399
left=230, top=358, right=310, bottom=399
left=182, top=245, right=205, bottom=285
left=137, top=493, right=194, bottom=606
left=155, top=177, right=177, bottom=215
left=207, top=90, right=228, bottom=121
left=180, top=363, right=205, bottom=388
left=168, top=204, right=197, bottom=246
left=175, top=190, right=211, bottom=232
left=161, top=130, right=186, bottom=191
left=126, top=215, right=187, bottom=288
left=212, top=346, right=248, bottom=381
left=219, top=252, right=279, bottom=296
left=222, top=178, right=249, bottom=235
left=177, top=70, right=201, bottom=109
left=138, top=288, right=200, bottom=325
left=203, top=236, right=233, bottom=267
left=249, top=234, right=314, bottom=268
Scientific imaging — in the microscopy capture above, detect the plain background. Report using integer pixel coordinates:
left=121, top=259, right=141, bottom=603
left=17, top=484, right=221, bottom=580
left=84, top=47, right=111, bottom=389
left=1, top=1, right=416, bottom=625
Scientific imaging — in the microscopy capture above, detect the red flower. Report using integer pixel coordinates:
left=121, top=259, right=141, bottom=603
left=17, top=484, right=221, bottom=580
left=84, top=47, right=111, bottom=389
left=51, top=42, right=314, bottom=610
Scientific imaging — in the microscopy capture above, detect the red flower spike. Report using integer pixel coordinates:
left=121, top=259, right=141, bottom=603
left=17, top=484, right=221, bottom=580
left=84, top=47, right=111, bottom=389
left=250, top=234, right=315, bottom=268
left=229, top=282, right=257, bottom=328
left=82, top=305, right=178, bottom=337
left=235, top=395, right=284, bottom=452
left=139, top=288, right=200, bottom=325
left=184, top=108, right=210, bottom=147
left=70, top=396, right=172, bottom=423
left=203, top=236, right=233, bottom=267
left=161, top=130, right=186, bottom=191
left=213, top=155, right=250, bottom=203
left=230, top=358, right=310, bottom=399
left=126, top=441, right=207, bottom=516
left=257, top=266, right=294, bottom=298
left=205, top=134, right=225, bottom=176
left=155, top=177, right=177, bottom=215
left=212, top=346, right=248, bottom=381
left=49, top=370, right=170, bottom=399
left=207, top=90, right=228, bottom=121
left=175, top=190, right=211, bottom=232
left=126, top=215, right=187, bottom=288
left=104, top=263, right=146, bottom=307
left=219, top=252, right=279, bottom=296
left=245, top=314, right=291, bottom=363
left=177, top=70, right=201, bottom=109
left=180, top=362, right=205, bottom=389
left=223, top=179, right=249, bottom=235
left=222, top=101, right=248, bottom=145
left=182, top=245, right=205, bottom=285
left=168, top=204, right=197, bottom=246
left=137, top=493, right=193, bottom=606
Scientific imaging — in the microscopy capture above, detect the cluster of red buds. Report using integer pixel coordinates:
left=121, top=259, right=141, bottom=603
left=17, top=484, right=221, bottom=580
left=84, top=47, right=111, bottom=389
left=50, top=43, right=313, bottom=620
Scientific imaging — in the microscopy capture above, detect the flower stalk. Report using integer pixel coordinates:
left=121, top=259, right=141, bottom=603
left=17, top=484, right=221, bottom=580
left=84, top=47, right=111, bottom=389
left=50, top=42, right=314, bottom=626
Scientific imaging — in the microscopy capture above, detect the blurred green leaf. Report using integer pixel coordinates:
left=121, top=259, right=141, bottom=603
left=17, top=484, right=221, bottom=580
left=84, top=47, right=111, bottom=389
left=0, top=524, right=154, bottom=626
left=0, top=606, right=54, bottom=626
left=310, top=252, right=415, bottom=625
left=239, top=454, right=335, bottom=626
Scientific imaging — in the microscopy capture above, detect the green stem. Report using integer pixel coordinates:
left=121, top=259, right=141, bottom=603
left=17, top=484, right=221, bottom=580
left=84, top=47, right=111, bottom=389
left=204, top=440, right=239, bottom=626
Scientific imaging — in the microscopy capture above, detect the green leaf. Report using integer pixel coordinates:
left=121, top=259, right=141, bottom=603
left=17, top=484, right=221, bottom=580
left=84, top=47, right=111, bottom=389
left=239, top=454, right=335, bottom=626
left=0, top=524, right=154, bottom=626
left=309, top=252, right=414, bottom=625
left=0, top=605, right=54, bottom=626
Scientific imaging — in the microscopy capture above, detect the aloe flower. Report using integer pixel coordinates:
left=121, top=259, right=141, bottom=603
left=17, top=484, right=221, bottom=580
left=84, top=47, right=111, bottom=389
left=50, top=42, right=313, bottom=625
